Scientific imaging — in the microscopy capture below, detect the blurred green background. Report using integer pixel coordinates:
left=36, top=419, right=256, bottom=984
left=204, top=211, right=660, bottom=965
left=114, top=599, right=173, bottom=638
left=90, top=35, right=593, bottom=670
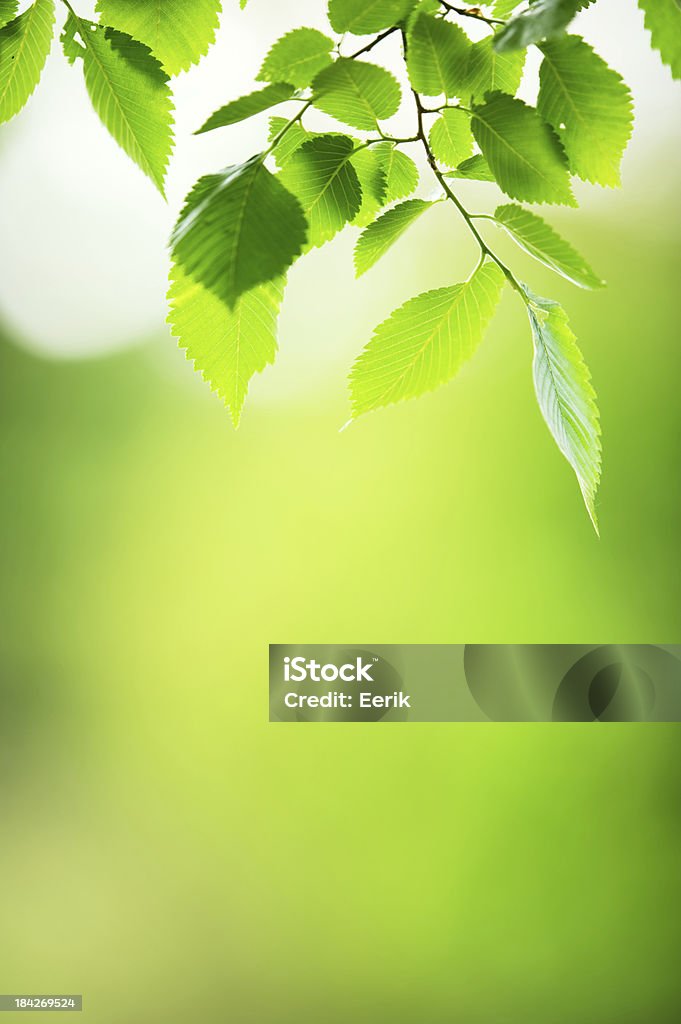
left=1, top=2, right=681, bottom=1021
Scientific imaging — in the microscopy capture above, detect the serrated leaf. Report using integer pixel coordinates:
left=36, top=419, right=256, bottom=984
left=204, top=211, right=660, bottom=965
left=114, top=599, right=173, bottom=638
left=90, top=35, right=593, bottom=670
left=95, top=0, right=222, bottom=76
left=196, top=82, right=296, bottom=134
left=429, top=108, right=474, bottom=167
left=373, top=141, right=419, bottom=201
left=328, top=0, right=415, bottom=35
left=349, top=261, right=505, bottom=416
left=171, top=157, right=307, bottom=308
left=524, top=286, right=601, bottom=531
left=471, top=92, right=575, bottom=206
left=0, top=0, right=54, bottom=125
left=493, top=204, right=603, bottom=289
left=258, top=27, right=334, bottom=89
left=279, top=135, right=362, bottom=247
left=494, top=0, right=585, bottom=53
left=445, top=153, right=496, bottom=182
left=639, top=0, right=681, bottom=80
left=312, top=58, right=400, bottom=130
left=538, top=35, right=633, bottom=187
left=354, top=198, right=434, bottom=277
left=62, top=15, right=173, bottom=195
left=350, top=146, right=388, bottom=226
left=466, top=35, right=526, bottom=103
left=268, top=116, right=314, bottom=168
left=168, top=265, right=284, bottom=428
left=406, top=12, right=471, bottom=97
left=0, top=2, right=18, bottom=31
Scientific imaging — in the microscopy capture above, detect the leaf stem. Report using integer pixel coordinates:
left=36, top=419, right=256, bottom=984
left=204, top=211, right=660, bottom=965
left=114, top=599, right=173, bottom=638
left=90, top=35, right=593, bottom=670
left=438, top=2, right=505, bottom=28
left=263, top=99, right=313, bottom=158
left=346, top=26, right=400, bottom=59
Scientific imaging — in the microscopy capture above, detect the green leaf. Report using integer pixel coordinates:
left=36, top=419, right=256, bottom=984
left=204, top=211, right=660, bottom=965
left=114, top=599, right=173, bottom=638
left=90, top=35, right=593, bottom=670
left=445, top=153, right=496, bottom=182
left=349, top=261, right=505, bottom=416
left=196, top=83, right=295, bottom=134
left=312, top=58, right=401, bottom=130
left=0, top=2, right=18, bottom=31
left=171, top=158, right=307, bottom=308
left=168, top=266, right=284, bottom=428
left=373, top=141, right=419, bottom=201
left=494, top=0, right=582, bottom=53
left=523, top=286, right=601, bottom=531
left=466, top=35, right=526, bottom=103
left=268, top=116, right=314, bottom=168
left=0, top=0, right=54, bottom=125
left=406, top=12, right=471, bottom=97
left=538, top=35, right=633, bottom=187
left=354, top=198, right=434, bottom=277
left=328, top=0, right=415, bottom=35
left=279, top=135, right=362, bottom=247
left=258, top=27, right=334, bottom=89
left=95, top=0, right=222, bottom=76
left=349, top=146, right=388, bottom=226
left=639, top=0, right=681, bottom=80
left=61, top=15, right=173, bottom=195
left=491, top=0, right=524, bottom=15
left=429, top=108, right=474, bottom=167
left=493, top=204, right=603, bottom=289
left=471, top=92, right=575, bottom=206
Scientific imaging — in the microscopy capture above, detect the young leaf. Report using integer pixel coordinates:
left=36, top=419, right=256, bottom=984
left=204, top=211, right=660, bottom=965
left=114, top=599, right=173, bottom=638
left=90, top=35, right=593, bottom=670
left=0, top=2, right=18, bottom=31
left=312, top=58, right=401, bottom=130
left=429, top=108, right=474, bottom=168
left=95, top=0, right=222, bottom=76
left=268, top=116, right=314, bottom=168
left=258, top=28, right=334, bottom=89
left=492, top=0, right=524, bottom=15
left=445, top=153, right=496, bottom=182
left=354, top=199, right=434, bottom=277
left=196, top=83, right=295, bottom=134
left=61, top=15, right=173, bottom=195
left=471, top=92, right=575, bottom=206
left=373, top=141, right=419, bottom=201
left=328, top=0, right=415, bottom=35
left=538, top=35, right=633, bottom=187
left=168, top=266, right=284, bottom=428
left=523, top=286, right=601, bottom=531
left=406, top=12, right=471, bottom=97
left=466, top=35, right=526, bottom=104
left=494, top=0, right=583, bottom=53
left=171, top=158, right=307, bottom=308
left=279, top=135, right=362, bottom=247
left=0, top=0, right=54, bottom=125
left=638, top=0, right=681, bottom=80
left=350, top=147, right=388, bottom=226
left=493, top=204, right=603, bottom=289
left=349, top=261, right=505, bottom=416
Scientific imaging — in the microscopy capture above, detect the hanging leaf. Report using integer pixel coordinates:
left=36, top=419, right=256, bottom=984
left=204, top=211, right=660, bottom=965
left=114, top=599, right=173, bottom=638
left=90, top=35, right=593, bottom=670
left=196, top=83, right=296, bottom=134
left=638, top=0, right=681, bottom=80
left=328, top=0, right=415, bottom=35
left=429, top=109, right=474, bottom=167
left=95, top=0, right=222, bottom=75
left=258, top=27, right=334, bottom=89
left=466, top=35, right=526, bottom=103
left=279, top=135, right=363, bottom=247
left=0, top=0, right=55, bottom=125
left=493, top=204, right=604, bottom=289
left=406, top=11, right=471, bottom=97
left=354, top=199, right=435, bottom=277
left=312, top=58, right=401, bottom=130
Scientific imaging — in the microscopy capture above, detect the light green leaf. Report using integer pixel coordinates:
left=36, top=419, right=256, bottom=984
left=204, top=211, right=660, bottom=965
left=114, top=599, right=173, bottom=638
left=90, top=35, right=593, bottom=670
left=354, top=198, right=434, bottom=277
left=312, top=58, right=401, bottom=130
left=466, top=35, right=526, bottom=103
left=0, top=2, right=18, bottom=31
left=258, top=27, right=334, bottom=89
left=429, top=108, right=474, bottom=167
left=328, top=0, right=415, bottom=35
left=268, top=116, right=314, bottom=168
left=524, top=286, right=601, bottom=531
left=279, top=134, right=362, bottom=247
left=62, top=14, right=173, bottom=195
left=196, top=82, right=296, bottom=134
left=171, top=158, right=307, bottom=308
left=538, top=35, right=633, bottom=187
left=373, top=141, right=419, bottom=201
left=492, top=0, right=523, bottom=15
left=639, top=0, right=681, bottom=80
left=494, top=0, right=582, bottom=53
left=0, top=0, right=54, bottom=125
left=406, top=11, right=471, bottom=97
left=350, top=146, right=388, bottom=226
left=493, top=204, right=603, bottom=289
left=349, top=261, right=505, bottom=416
left=95, top=0, right=222, bottom=76
left=471, top=92, right=575, bottom=206
left=168, top=266, right=284, bottom=428
left=445, top=153, right=496, bottom=182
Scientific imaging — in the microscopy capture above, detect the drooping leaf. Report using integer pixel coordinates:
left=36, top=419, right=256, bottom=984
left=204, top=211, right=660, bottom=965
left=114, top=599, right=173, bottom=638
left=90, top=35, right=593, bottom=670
left=493, top=204, right=603, bottom=289
left=523, top=286, right=601, bottom=531
left=196, top=83, right=296, bottom=134
left=62, top=15, right=173, bottom=195
left=354, top=199, right=434, bottom=277
left=471, top=92, right=575, bottom=206
left=373, top=141, right=419, bottom=201
left=171, top=158, right=307, bottom=308
left=638, top=0, right=681, bottom=80
left=168, top=266, right=284, bottom=428
left=349, top=261, right=505, bottom=416
left=0, top=2, right=18, bottom=31
left=466, top=34, right=526, bottom=103
left=268, top=116, right=314, bottom=168
left=445, top=153, right=496, bottom=182
left=258, top=27, right=334, bottom=89
left=0, top=0, right=54, bottom=125
left=538, top=35, right=633, bottom=187
left=312, top=58, right=401, bottom=130
left=406, top=11, right=471, bottom=97
left=279, top=135, right=362, bottom=247
left=494, top=0, right=586, bottom=53
left=328, top=0, right=415, bottom=35
left=429, top=108, right=474, bottom=167
left=350, top=146, right=388, bottom=226
left=95, top=0, right=222, bottom=75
